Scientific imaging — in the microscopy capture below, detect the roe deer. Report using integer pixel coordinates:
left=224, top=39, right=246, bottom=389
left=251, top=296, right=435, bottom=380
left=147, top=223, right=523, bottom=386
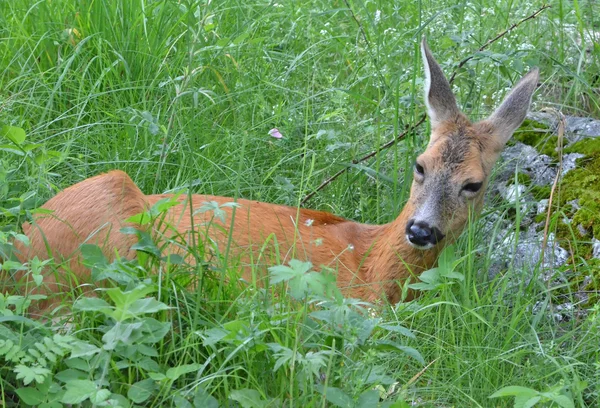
left=8, top=40, right=539, bottom=310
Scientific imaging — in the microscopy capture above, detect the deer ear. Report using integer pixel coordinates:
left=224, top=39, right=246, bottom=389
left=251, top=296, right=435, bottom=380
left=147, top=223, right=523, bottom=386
left=421, top=38, right=460, bottom=129
left=487, top=68, right=539, bottom=145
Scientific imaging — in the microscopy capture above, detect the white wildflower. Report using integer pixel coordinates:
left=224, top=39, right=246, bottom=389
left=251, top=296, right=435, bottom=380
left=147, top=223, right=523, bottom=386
left=374, top=10, right=381, bottom=24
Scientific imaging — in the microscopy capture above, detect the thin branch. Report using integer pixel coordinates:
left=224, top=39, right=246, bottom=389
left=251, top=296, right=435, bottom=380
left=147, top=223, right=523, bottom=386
left=301, top=116, right=425, bottom=205
left=301, top=4, right=551, bottom=205
left=448, top=4, right=551, bottom=83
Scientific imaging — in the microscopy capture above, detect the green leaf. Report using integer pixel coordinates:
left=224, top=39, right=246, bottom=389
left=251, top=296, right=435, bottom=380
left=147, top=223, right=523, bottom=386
left=90, top=388, right=111, bottom=404
left=55, top=368, right=87, bottom=382
left=2, top=260, right=26, bottom=271
left=16, top=386, right=46, bottom=405
left=0, top=124, right=26, bottom=145
left=0, top=145, right=24, bottom=155
left=73, top=297, right=112, bottom=313
left=80, top=244, right=108, bottom=269
left=418, top=268, right=440, bottom=284
left=102, top=322, right=143, bottom=349
left=62, top=379, right=97, bottom=404
left=128, top=298, right=170, bottom=316
left=546, top=394, right=575, bottom=408
left=490, top=386, right=539, bottom=398
left=374, top=340, right=425, bottom=364
left=356, top=390, right=380, bottom=408
left=517, top=396, right=541, bottom=408
left=14, top=365, right=51, bottom=385
left=229, top=389, right=266, bottom=408
left=69, top=340, right=101, bottom=358
left=166, top=363, right=201, bottom=381
left=173, top=395, right=193, bottom=408
left=128, top=378, right=157, bottom=404
left=233, top=31, right=250, bottom=45
left=194, top=387, right=219, bottom=408
left=131, top=230, right=162, bottom=257
left=379, top=324, right=415, bottom=339
left=267, top=343, right=294, bottom=372
left=201, top=328, right=229, bottom=347
left=139, top=318, right=171, bottom=343
left=148, top=372, right=166, bottom=381
left=317, top=386, right=353, bottom=408
left=268, top=265, right=299, bottom=283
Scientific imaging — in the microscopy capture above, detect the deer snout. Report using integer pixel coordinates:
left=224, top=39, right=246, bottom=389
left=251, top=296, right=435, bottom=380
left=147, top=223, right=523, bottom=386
left=405, top=219, right=445, bottom=249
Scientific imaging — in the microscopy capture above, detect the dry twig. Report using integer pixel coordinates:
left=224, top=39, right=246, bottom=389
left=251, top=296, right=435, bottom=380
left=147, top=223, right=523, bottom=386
left=541, top=108, right=566, bottom=257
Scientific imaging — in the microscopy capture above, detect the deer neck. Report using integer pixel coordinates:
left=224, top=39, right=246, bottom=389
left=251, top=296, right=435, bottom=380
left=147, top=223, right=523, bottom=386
left=360, top=202, right=441, bottom=302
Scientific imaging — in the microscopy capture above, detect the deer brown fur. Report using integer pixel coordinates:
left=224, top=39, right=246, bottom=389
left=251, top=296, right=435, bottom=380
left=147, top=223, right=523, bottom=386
left=6, top=40, right=539, bottom=312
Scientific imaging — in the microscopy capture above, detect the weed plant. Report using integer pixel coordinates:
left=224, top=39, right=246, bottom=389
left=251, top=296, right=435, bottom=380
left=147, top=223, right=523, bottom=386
left=0, top=0, right=599, bottom=407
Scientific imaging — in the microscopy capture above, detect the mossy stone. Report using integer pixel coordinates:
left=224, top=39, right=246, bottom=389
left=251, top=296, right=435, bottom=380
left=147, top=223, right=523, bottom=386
left=512, top=119, right=558, bottom=158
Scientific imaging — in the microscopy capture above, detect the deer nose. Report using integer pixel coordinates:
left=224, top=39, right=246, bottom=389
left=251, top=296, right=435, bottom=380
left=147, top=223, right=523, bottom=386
left=405, top=219, right=445, bottom=248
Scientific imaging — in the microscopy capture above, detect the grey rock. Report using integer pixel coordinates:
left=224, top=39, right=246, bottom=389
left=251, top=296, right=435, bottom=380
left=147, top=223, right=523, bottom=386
left=562, top=153, right=585, bottom=175
left=498, top=142, right=557, bottom=187
left=537, top=199, right=549, bottom=215
left=593, top=238, right=600, bottom=259
left=527, top=111, right=600, bottom=145
left=577, top=224, right=589, bottom=237
left=567, top=199, right=581, bottom=211
left=490, top=226, right=569, bottom=275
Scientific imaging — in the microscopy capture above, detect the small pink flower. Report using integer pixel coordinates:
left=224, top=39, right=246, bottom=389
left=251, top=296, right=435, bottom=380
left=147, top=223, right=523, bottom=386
left=268, top=128, right=283, bottom=139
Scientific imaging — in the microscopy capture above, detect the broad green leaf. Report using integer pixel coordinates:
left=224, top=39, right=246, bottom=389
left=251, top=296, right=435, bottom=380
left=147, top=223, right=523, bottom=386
left=546, top=394, right=575, bottom=408
left=356, top=390, right=381, bottom=408
left=0, top=124, right=26, bottom=145
left=201, top=327, right=229, bottom=347
left=517, top=395, right=541, bottom=408
left=379, top=324, right=415, bottom=339
left=128, top=378, right=156, bottom=404
left=73, top=297, right=112, bottom=313
left=90, top=389, right=111, bottom=404
left=229, top=389, right=266, bottom=408
left=104, top=284, right=156, bottom=319
left=102, top=322, right=143, bottom=349
left=418, top=268, right=440, bottom=284
left=443, top=271, right=464, bottom=281
left=194, top=387, right=219, bottom=408
left=2, top=260, right=26, bottom=271
left=62, top=379, right=97, bottom=404
left=14, top=365, right=51, bottom=385
left=148, top=372, right=166, bottom=381
left=131, top=231, right=161, bottom=257
left=69, top=341, right=101, bottom=358
left=173, top=395, right=193, bottom=408
left=166, top=363, right=201, bottom=381
left=15, top=387, right=46, bottom=405
left=139, top=318, right=171, bottom=343
left=317, top=386, right=353, bottom=408
left=406, top=282, right=438, bottom=291
left=267, top=264, right=299, bottom=283
left=490, top=386, right=539, bottom=398
left=80, top=244, right=108, bottom=269
left=128, top=298, right=170, bottom=316
left=55, top=368, right=87, bottom=382
left=374, top=340, right=425, bottom=364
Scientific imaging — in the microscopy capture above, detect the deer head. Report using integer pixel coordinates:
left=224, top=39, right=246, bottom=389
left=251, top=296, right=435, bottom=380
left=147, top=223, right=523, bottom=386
left=405, top=39, right=539, bottom=249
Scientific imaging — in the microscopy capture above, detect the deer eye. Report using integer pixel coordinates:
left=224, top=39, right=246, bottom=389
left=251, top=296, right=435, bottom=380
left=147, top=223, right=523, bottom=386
left=414, top=162, right=425, bottom=176
left=462, top=182, right=483, bottom=194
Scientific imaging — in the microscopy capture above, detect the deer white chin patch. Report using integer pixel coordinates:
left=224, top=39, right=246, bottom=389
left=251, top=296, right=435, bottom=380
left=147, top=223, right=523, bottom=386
left=405, top=235, right=435, bottom=250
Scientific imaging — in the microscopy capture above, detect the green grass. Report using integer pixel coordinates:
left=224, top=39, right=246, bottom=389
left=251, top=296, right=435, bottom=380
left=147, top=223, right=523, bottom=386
left=1, top=0, right=599, bottom=407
